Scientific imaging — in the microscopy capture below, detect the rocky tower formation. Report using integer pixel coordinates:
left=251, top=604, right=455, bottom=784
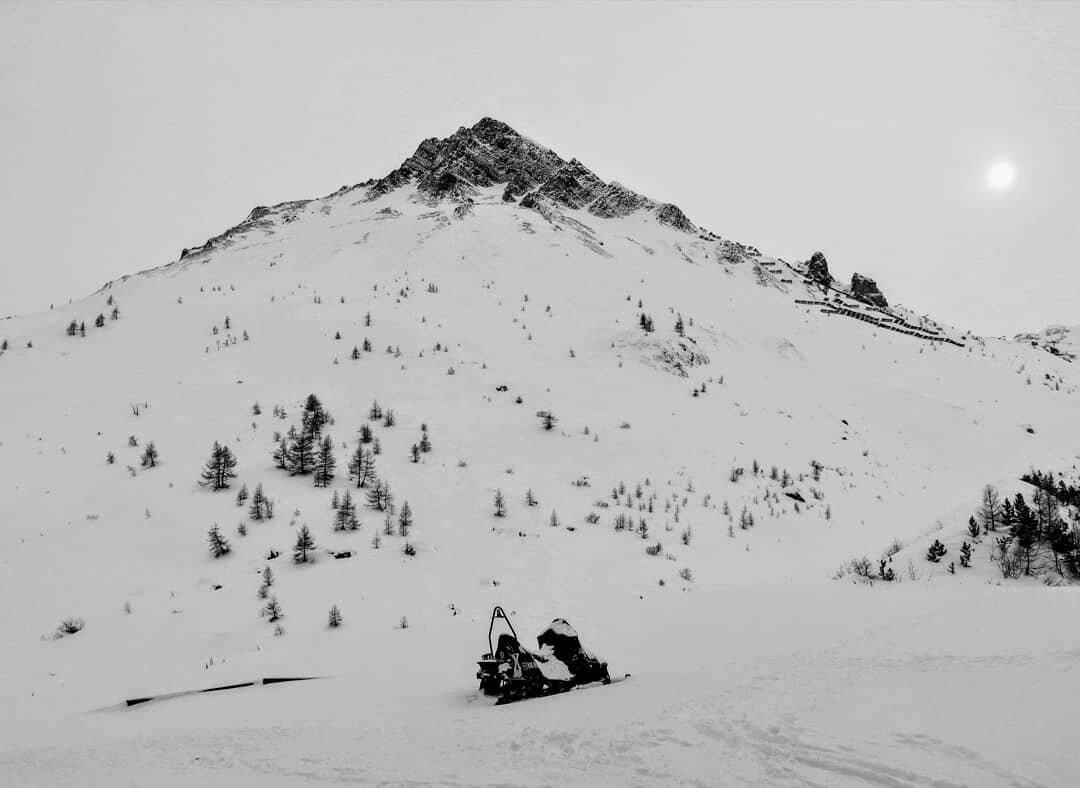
left=850, top=273, right=888, bottom=308
left=806, top=251, right=833, bottom=290
left=368, top=117, right=697, bottom=232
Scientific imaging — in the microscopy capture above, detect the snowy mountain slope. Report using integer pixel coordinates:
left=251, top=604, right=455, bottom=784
left=1, top=118, right=1078, bottom=785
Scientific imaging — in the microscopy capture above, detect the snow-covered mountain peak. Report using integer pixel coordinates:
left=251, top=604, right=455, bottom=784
left=367, top=117, right=696, bottom=229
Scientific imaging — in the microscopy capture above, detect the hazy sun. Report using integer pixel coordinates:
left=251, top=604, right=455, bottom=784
left=986, top=160, right=1016, bottom=191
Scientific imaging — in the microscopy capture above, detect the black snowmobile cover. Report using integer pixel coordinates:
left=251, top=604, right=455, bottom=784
left=536, top=619, right=596, bottom=666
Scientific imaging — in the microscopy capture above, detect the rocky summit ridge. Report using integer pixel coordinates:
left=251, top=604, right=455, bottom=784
left=171, top=117, right=922, bottom=326
left=367, top=117, right=696, bottom=232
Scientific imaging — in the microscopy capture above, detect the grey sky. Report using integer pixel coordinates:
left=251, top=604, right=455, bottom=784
left=1, top=1, right=1077, bottom=335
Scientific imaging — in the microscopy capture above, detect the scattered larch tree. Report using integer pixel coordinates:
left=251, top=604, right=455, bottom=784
left=264, top=596, right=283, bottom=622
left=140, top=441, right=159, bottom=468
left=199, top=441, right=238, bottom=491
left=313, top=434, right=336, bottom=487
left=272, top=433, right=290, bottom=471
left=365, top=480, right=393, bottom=511
left=977, top=485, right=1002, bottom=533
left=348, top=445, right=377, bottom=488
left=334, top=490, right=359, bottom=531
left=207, top=524, right=231, bottom=558
left=249, top=483, right=270, bottom=520
left=293, top=524, right=316, bottom=564
left=288, top=426, right=316, bottom=476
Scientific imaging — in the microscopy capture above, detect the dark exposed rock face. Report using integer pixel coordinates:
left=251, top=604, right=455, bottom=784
left=589, top=182, right=649, bottom=218
left=519, top=191, right=545, bottom=211
left=1013, top=325, right=1078, bottom=362
left=655, top=203, right=696, bottom=233
left=370, top=118, right=564, bottom=202
left=806, top=251, right=832, bottom=289
left=716, top=239, right=751, bottom=265
left=850, top=273, right=888, bottom=308
left=367, top=117, right=697, bottom=232
left=501, top=171, right=532, bottom=203
left=538, top=159, right=605, bottom=209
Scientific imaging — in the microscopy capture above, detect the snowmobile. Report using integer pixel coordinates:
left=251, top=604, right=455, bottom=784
left=476, top=606, right=624, bottom=704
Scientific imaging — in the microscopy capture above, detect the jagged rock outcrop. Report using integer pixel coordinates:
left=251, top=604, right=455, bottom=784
left=652, top=339, right=710, bottom=378
left=180, top=203, right=287, bottom=259
left=368, top=118, right=564, bottom=203
left=589, top=182, right=650, bottom=218
left=519, top=191, right=546, bottom=211
left=1014, top=325, right=1078, bottom=362
left=655, top=203, right=696, bottom=233
left=716, top=239, right=752, bottom=265
left=365, top=117, right=697, bottom=232
left=537, top=159, right=606, bottom=209
left=850, top=273, right=888, bottom=308
left=806, top=251, right=832, bottom=289
left=501, top=172, right=532, bottom=203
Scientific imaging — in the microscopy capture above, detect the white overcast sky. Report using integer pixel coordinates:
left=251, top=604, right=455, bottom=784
left=1, top=1, right=1077, bottom=335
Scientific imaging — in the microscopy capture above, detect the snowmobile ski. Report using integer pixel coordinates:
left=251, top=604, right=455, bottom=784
left=493, top=673, right=631, bottom=705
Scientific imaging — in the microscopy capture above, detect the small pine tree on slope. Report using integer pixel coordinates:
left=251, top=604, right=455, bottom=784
left=200, top=441, right=238, bottom=491
left=293, top=525, right=316, bottom=564
left=334, top=490, right=359, bottom=531
left=313, top=434, right=336, bottom=488
left=140, top=441, right=159, bottom=468
left=288, top=427, right=316, bottom=476
left=207, top=524, right=231, bottom=557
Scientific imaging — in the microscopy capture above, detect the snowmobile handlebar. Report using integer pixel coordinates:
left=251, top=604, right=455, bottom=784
left=487, top=606, right=518, bottom=657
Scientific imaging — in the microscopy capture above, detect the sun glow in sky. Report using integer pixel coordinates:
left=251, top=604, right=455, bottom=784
left=987, top=160, right=1017, bottom=191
